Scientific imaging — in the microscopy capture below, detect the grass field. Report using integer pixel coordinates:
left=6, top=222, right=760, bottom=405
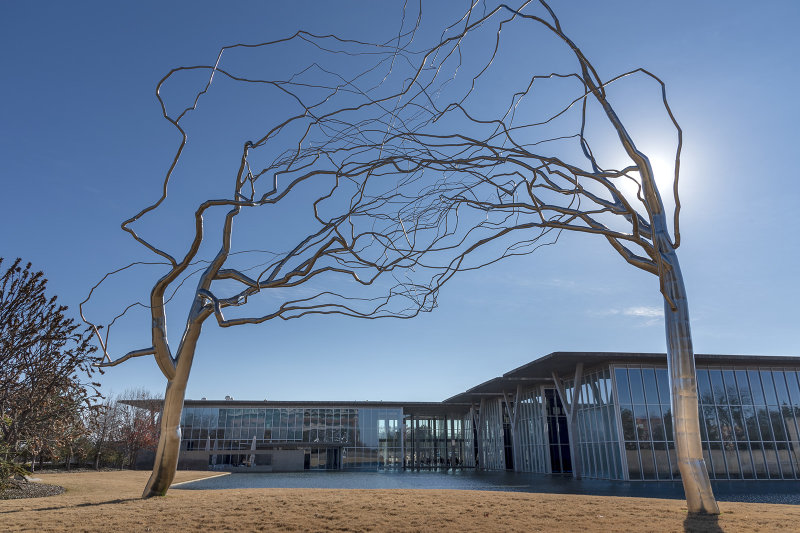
left=1, top=470, right=798, bottom=531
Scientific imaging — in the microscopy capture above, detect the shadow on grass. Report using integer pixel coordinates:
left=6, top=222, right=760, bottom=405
left=0, top=498, right=140, bottom=514
left=684, top=512, right=723, bottom=532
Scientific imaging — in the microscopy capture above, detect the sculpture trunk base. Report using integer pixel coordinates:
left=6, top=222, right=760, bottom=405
left=142, top=376, right=187, bottom=498
left=679, top=459, right=720, bottom=514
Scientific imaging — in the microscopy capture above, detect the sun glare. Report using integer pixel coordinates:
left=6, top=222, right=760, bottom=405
left=610, top=154, right=677, bottom=206
left=648, top=155, right=677, bottom=195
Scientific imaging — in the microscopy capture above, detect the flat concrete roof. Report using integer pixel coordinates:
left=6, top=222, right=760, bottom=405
left=443, top=351, right=800, bottom=403
left=121, top=399, right=471, bottom=417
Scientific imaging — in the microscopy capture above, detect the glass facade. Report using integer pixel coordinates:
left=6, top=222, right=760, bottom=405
left=615, top=365, right=683, bottom=480
left=566, top=367, right=625, bottom=480
left=514, top=387, right=548, bottom=473
left=477, top=399, right=506, bottom=470
left=180, top=406, right=403, bottom=470
left=462, top=412, right=476, bottom=467
left=404, top=416, right=466, bottom=467
left=614, top=365, right=800, bottom=480
left=169, top=356, right=800, bottom=481
left=695, top=367, right=800, bottom=479
left=510, top=369, right=623, bottom=478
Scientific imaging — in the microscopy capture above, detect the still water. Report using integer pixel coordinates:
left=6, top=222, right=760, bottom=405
left=174, top=470, right=800, bottom=504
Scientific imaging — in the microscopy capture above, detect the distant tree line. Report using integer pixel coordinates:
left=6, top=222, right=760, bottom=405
left=82, top=389, right=160, bottom=471
left=1, top=258, right=159, bottom=477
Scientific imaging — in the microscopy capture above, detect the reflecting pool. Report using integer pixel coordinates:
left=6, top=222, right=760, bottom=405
left=174, top=470, right=800, bottom=504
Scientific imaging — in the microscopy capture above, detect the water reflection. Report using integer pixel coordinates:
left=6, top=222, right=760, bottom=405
left=175, top=471, right=800, bottom=504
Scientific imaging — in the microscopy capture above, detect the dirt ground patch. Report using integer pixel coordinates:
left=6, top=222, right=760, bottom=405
left=1, top=470, right=798, bottom=532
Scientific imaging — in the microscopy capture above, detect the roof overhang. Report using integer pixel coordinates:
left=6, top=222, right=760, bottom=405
left=443, top=351, right=800, bottom=403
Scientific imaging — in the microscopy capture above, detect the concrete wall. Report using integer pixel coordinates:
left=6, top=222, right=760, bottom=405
left=177, top=448, right=306, bottom=472
left=271, top=449, right=305, bottom=472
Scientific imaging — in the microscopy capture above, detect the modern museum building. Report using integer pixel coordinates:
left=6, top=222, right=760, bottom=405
left=155, top=351, right=800, bottom=482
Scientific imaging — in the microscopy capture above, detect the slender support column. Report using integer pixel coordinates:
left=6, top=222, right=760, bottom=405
left=571, top=363, right=584, bottom=479
left=472, top=402, right=484, bottom=469
left=400, top=417, right=405, bottom=469
left=552, top=363, right=583, bottom=479
left=477, top=399, right=486, bottom=470
left=410, top=415, right=415, bottom=468
left=502, top=388, right=521, bottom=472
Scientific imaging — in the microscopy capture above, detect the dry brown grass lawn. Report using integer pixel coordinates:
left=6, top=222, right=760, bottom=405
left=1, top=470, right=798, bottom=532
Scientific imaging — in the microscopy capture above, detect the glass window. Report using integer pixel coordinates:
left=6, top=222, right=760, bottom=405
left=634, top=404, right=650, bottom=441
left=769, top=405, right=787, bottom=441
left=601, top=370, right=612, bottom=405
left=743, top=405, right=761, bottom=441
left=640, top=441, right=657, bottom=480
left=725, top=446, right=741, bottom=479
left=655, top=369, right=671, bottom=405
left=723, top=370, right=740, bottom=405
left=757, top=408, right=774, bottom=442
left=774, top=371, right=791, bottom=406
left=600, top=372, right=610, bottom=405
left=776, top=441, right=794, bottom=479
left=653, top=441, right=671, bottom=480
left=614, top=369, right=631, bottom=404
left=649, top=404, right=665, bottom=441
left=764, top=442, right=782, bottom=478
left=696, top=369, right=713, bottom=405
left=709, top=370, right=727, bottom=405
left=786, top=372, right=800, bottom=406
left=667, top=442, right=680, bottom=477
left=709, top=441, right=727, bottom=479
left=761, top=371, right=779, bottom=405
left=784, top=406, right=800, bottom=442
left=730, top=405, right=747, bottom=441
left=625, top=442, right=641, bottom=480
left=702, top=447, right=714, bottom=479
left=662, top=405, right=674, bottom=442
left=738, top=442, right=755, bottom=479
left=642, top=368, right=659, bottom=405
left=703, top=405, right=719, bottom=441
left=791, top=442, right=800, bottom=476
left=582, top=382, right=592, bottom=407
left=717, top=405, right=733, bottom=443
left=628, top=368, right=645, bottom=404
left=749, top=370, right=766, bottom=405
left=736, top=370, right=753, bottom=405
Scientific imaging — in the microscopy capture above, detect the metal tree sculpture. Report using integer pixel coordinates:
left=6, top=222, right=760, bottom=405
left=82, top=0, right=718, bottom=512
left=313, top=1, right=716, bottom=513
left=79, top=29, right=442, bottom=496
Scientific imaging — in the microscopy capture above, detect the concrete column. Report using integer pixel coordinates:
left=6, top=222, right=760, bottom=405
left=552, top=363, right=584, bottom=479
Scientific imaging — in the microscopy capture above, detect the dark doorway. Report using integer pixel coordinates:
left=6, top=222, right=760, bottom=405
left=305, top=447, right=341, bottom=470
left=503, top=412, right=514, bottom=470
left=545, top=388, right=572, bottom=473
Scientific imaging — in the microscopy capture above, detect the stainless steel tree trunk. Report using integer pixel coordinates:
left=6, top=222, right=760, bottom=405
left=141, top=377, right=187, bottom=497
left=661, top=245, right=719, bottom=514
left=141, top=318, right=202, bottom=498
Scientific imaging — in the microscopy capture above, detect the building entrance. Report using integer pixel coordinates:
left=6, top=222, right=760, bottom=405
left=544, top=388, right=572, bottom=473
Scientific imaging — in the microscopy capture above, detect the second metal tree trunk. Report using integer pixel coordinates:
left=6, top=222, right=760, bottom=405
left=142, top=318, right=202, bottom=498
left=141, top=376, right=188, bottom=497
left=661, top=246, right=719, bottom=514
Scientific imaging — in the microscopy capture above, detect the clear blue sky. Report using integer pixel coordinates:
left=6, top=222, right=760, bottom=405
left=2, top=1, right=798, bottom=402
